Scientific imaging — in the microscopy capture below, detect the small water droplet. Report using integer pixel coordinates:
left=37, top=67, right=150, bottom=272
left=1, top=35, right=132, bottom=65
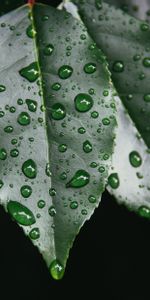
left=102, top=117, right=110, bottom=126
left=11, top=138, right=17, bottom=145
left=88, top=195, right=96, bottom=203
left=129, top=151, right=142, bottom=167
left=20, top=185, right=32, bottom=198
left=143, top=57, right=150, bottom=67
left=0, top=111, right=5, bottom=117
left=17, top=98, right=23, bottom=105
left=108, top=173, right=120, bottom=189
left=70, top=201, right=78, bottom=209
left=26, top=99, right=37, bottom=112
left=90, top=162, right=97, bottom=168
left=83, top=140, right=92, bottom=153
left=66, top=170, right=90, bottom=188
left=26, top=24, right=36, bottom=38
left=4, top=126, right=13, bottom=133
left=50, top=103, right=66, bottom=120
left=37, top=200, right=45, bottom=209
left=42, top=15, right=49, bottom=21
left=84, top=63, right=96, bottom=74
left=22, top=159, right=37, bottom=179
left=144, top=93, right=150, bottom=102
left=51, top=82, right=61, bottom=91
left=78, top=127, right=86, bottom=134
left=138, top=206, right=150, bottom=218
left=7, top=201, right=36, bottom=226
left=91, top=111, right=99, bottom=118
left=75, top=93, right=93, bottom=112
left=58, top=65, right=73, bottom=79
left=98, top=166, right=105, bottom=173
left=17, top=112, right=31, bottom=126
left=112, top=61, right=124, bottom=72
left=49, top=188, right=56, bottom=196
left=50, top=260, right=64, bottom=280
left=59, top=172, right=67, bottom=180
left=58, top=144, right=67, bottom=152
left=95, top=0, right=102, bottom=10
left=133, top=54, right=141, bottom=61
left=0, top=148, right=7, bottom=160
left=10, top=148, right=19, bottom=157
left=81, top=209, right=87, bottom=215
left=48, top=205, right=56, bottom=217
left=0, top=85, right=6, bottom=92
left=9, top=106, right=16, bottom=113
left=19, top=62, right=39, bottom=82
left=140, top=23, right=149, bottom=31
left=43, top=44, right=54, bottom=56
left=45, top=163, right=51, bottom=177
left=29, top=227, right=40, bottom=240
left=0, top=180, right=4, bottom=188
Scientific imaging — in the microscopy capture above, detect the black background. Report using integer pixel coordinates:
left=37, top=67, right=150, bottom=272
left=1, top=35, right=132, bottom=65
left=0, top=1, right=150, bottom=299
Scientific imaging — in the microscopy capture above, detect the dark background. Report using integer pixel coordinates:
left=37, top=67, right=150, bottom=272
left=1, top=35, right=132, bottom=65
left=0, top=1, right=150, bottom=299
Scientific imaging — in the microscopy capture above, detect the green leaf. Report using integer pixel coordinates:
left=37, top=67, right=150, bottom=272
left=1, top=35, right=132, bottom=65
left=0, top=0, right=25, bottom=16
left=70, top=0, right=150, bottom=215
left=0, top=3, right=116, bottom=278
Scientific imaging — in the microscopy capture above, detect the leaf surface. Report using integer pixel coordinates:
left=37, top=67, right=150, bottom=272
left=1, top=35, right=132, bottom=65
left=0, top=2, right=116, bottom=278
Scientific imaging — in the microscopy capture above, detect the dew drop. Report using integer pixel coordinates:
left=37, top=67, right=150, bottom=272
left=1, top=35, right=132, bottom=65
left=78, top=127, right=86, bottom=134
left=10, top=148, right=19, bottom=157
left=81, top=209, right=87, bottom=215
left=0, top=85, right=6, bottom=92
left=144, top=93, right=150, bottom=102
left=45, top=163, right=51, bottom=177
left=17, top=98, right=23, bottom=105
left=112, top=61, right=124, bottom=72
left=51, top=82, right=61, bottom=91
left=129, top=151, right=142, bottom=167
left=48, top=205, right=56, bottom=217
left=26, top=99, right=37, bottom=112
left=50, top=260, right=64, bottom=280
left=0, top=148, right=7, bottom=160
left=66, top=170, right=90, bottom=188
left=138, top=206, right=150, bottom=218
left=50, top=103, right=66, bottom=120
left=7, top=201, right=36, bottom=226
left=102, top=117, right=110, bottom=126
left=74, top=93, right=93, bottom=112
left=84, top=63, right=96, bottom=74
left=4, top=126, right=13, bottom=133
left=20, top=185, right=32, bottom=198
left=0, top=111, right=5, bottom=117
left=88, top=195, right=96, bottom=203
left=58, top=144, right=67, bottom=152
left=98, top=166, right=105, bottom=173
left=22, top=159, right=37, bottom=179
left=140, top=23, right=149, bottom=31
left=19, top=62, right=39, bottom=82
left=91, top=111, right=99, bottom=118
left=26, top=24, right=36, bottom=38
left=59, top=172, right=67, bottom=180
left=58, top=65, right=73, bottom=79
left=108, top=173, right=120, bottom=189
left=37, top=200, right=45, bottom=209
left=29, top=227, right=40, bottom=240
left=83, top=140, right=92, bottom=153
left=95, top=0, right=102, bottom=10
left=143, top=57, right=150, bottom=67
left=70, top=201, right=78, bottom=209
left=17, top=112, right=31, bottom=126
left=49, top=188, right=56, bottom=196
left=43, top=44, right=54, bottom=56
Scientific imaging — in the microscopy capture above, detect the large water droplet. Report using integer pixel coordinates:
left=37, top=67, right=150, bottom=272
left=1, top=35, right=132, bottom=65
left=50, top=103, right=66, bottom=120
left=43, top=44, right=54, bottom=56
left=22, top=159, right=37, bottom=179
left=58, top=65, right=73, bottom=79
left=26, top=99, right=37, bottom=112
left=108, top=173, right=120, bottom=189
left=7, top=201, right=36, bottom=226
left=26, top=24, right=36, bottom=38
left=138, top=206, right=150, bottom=218
left=17, top=112, right=31, bottom=126
left=0, top=148, right=7, bottom=160
left=29, top=227, right=40, bottom=240
left=84, top=63, right=96, bottom=74
left=50, top=260, right=64, bottom=280
left=66, top=170, right=90, bottom=188
left=20, top=185, right=32, bottom=198
left=129, top=151, right=142, bottom=167
left=0, top=85, right=6, bottom=92
left=83, top=140, right=92, bottom=153
left=19, top=62, right=39, bottom=82
left=112, top=61, right=124, bottom=72
left=74, top=93, right=93, bottom=112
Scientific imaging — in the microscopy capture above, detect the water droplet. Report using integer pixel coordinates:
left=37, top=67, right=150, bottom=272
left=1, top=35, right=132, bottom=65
left=102, top=118, right=110, bottom=126
left=83, top=140, right=92, bottom=153
left=81, top=209, right=87, bottom=215
left=58, top=144, right=67, bottom=152
left=50, top=260, right=64, bottom=280
left=49, top=188, right=56, bottom=196
left=0, top=85, right=6, bottom=92
left=22, top=159, right=37, bottom=179
left=0, top=111, right=5, bottom=117
left=26, top=24, right=36, bottom=38
left=26, top=99, right=37, bottom=112
left=78, top=127, right=86, bottom=134
left=133, top=54, right=141, bottom=61
left=11, top=138, right=17, bottom=145
left=51, top=82, right=61, bottom=91
left=98, top=166, right=105, bottom=173
left=17, top=112, right=31, bottom=126
left=95, top=0, right=102, bottom=10
left=0, top=180, right=4, bottom=188
left=29, top=227, right=40, bottom=240
left=17, top=98, right=23, bottom=105
left=42, top=15, right=49, bottom=21
left=103, top=90, right=109, bottom=96
left=74, top=93, right=93, bottom=112
left=66, top=170, right=90, bottom=188
left=58, top=65, right=73, bottom=79
left=19, top=62, right=39, bottom=82
left=108, top=173, right=119, bottom=189
left=144, top=93, right=150, bottom=102
left=103, top=153, right=109, bottom=160
left=50, top=103, right=66, bottom=120
left=48, top=205, right=56, bottom=217
left=112, top=61, right=124, bottom=72
left=140, top=23, right=149, bottom=31
left=0, top=148, right=7, bottom=160
left=43, top=44, right=54, bottom=56
left=7, top=201, right=36, bottom=226
left=138, top=206, right=150, bottom=218
left=84, top=63, right=96, bottom=74
left=70, top=201, right=78, bottom=209
left=37, top=200, right=45, bottom=209
left=45, top=163, right=51, bottom=177
left=4, top=126, right=13, bottom=133
left=80, top=33, right=86, bottom=40
left=143, top=57, right=150, bottom=67
left=88, top=195, right=96, bottom=203
left=129, top=151, right=142, bottom=167
left=19, top=181, right=32, bottom=197
left=9, top=106, right=16, bottom=113
left=91, top=111, right=99, bottom=118
left=59, top=172, right=67, bottom=180
left=90, top=162, right=97, bottom=168
left=10, top=148, right=19, bottom=157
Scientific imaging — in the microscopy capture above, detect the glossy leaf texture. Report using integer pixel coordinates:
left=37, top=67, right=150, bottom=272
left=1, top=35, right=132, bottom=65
left=0, top=3, right=116, bottom=278
left=70, top=0, right=150, bottom=215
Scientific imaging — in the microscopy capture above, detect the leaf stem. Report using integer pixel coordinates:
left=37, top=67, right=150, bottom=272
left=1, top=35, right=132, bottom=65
left=28, top=0, right=35, bottom=7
